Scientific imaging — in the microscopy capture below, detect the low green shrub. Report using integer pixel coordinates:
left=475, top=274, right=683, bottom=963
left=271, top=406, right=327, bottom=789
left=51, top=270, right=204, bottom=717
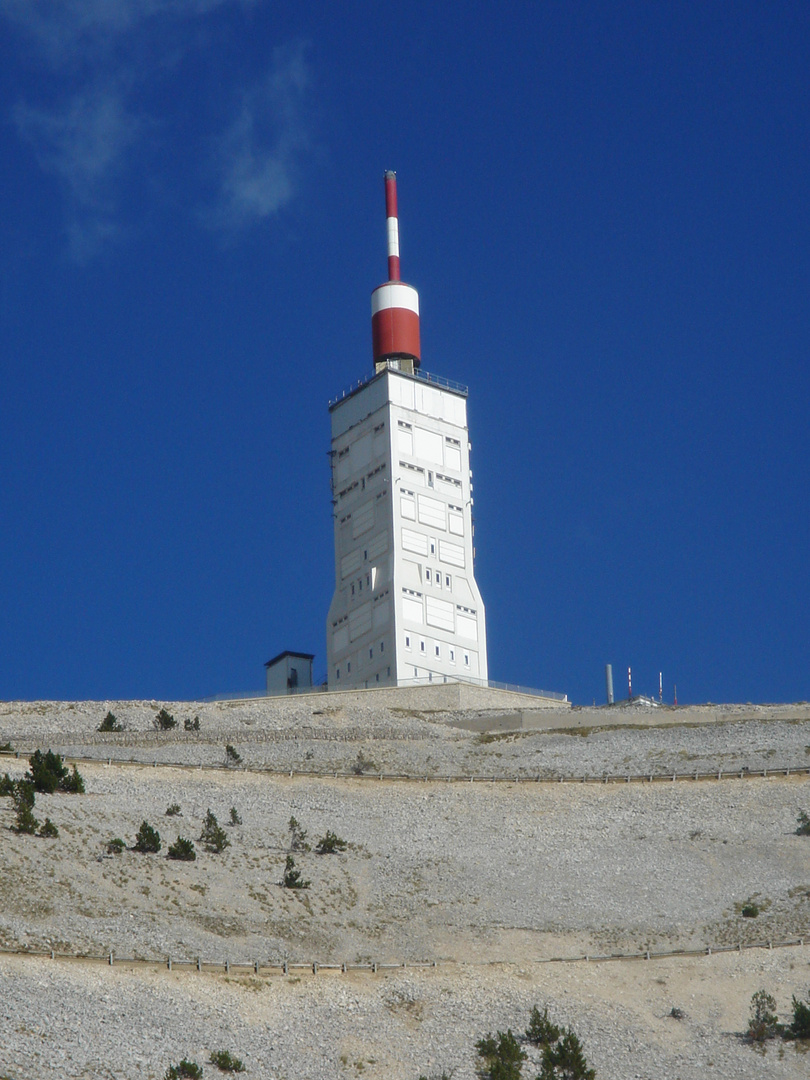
left=107, top=838, right=126, bottom=855
left=315, top=830, right=347, bottom=854
left=225, top=744, right=242, bottom=765
left=133, top=821, right=161, bottom=853
left=154, top=708, right=177, bottom=731
left=166, top=803, right=182, bottom=816
left=352, top=750, right=377, bottom=775
left=229, top=807, right=242, bottom=826
left=200, top=809, right=229, bottom=853
left=167, top=836, right=196, bottom=861
left=796, top=810, right=810, bottom=836
left=164, top=1060, right=202, bottom=1079
left=98, top=711, right=122, bottom=732
left=741, top=901, right=760, bottom=918
left=38, top=818, right=59, bottom=838
left=0, top=741, right=14, bottom=752
left=184, top=716, right=200, bottom=732
left=209, top=1049, right=246, bottom=1072
left=282, top=854, right=310, bottom=889
left=0, top=773, right=14, bottom=796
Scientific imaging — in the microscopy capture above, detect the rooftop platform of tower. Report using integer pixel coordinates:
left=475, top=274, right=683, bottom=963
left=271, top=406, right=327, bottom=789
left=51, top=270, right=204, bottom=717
left=329, top=360, right=468, bottom=412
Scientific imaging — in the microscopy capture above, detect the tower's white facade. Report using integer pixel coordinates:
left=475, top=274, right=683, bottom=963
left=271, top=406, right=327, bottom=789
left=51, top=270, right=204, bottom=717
left=327, top=365, right=487, bottom=688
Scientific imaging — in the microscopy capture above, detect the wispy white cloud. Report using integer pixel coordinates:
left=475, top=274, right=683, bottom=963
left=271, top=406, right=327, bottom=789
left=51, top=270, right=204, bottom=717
left=0, top=0, right=255, bottom=62
left=14, top=89, right=141, bottom=260
left=213, top=43, right=310, bottom=229
left=1, top=0, right=309, bottom=258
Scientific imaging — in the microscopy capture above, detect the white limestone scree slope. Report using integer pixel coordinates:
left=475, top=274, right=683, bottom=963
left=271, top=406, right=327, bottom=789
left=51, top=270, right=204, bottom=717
left=327, top=365, right=487, bottom=689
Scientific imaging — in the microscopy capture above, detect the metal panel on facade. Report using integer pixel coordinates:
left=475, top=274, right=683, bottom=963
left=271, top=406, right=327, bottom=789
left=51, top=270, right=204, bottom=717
left=439, top=539, right=465, bottom=567
left=426, top=595, right=455, bottom=632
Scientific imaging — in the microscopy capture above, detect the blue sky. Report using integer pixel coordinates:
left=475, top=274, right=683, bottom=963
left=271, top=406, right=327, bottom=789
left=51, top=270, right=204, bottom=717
left=0, top=1, right=808, bottom=705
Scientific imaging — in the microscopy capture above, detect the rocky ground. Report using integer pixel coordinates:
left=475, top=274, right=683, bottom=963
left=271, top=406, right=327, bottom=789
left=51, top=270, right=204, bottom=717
left=1, top=697, right=810, bottom=1079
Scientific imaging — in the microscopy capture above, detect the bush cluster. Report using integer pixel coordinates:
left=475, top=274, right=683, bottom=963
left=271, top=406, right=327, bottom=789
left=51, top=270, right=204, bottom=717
left=184, top=716, right=200, bottom=732
left=315, top=830, right=348, bottom=855
left=747, top=987, right=810, bottom=1042
left=164, top=1061, right=202, bottom=1080
left=27, top=750, right=84, bottom=794
left=417, top=1007, right=596, bottom=1080
left=167, top=837, right=196, bottom=862
left=209, top=1049, right=246, bottom=1073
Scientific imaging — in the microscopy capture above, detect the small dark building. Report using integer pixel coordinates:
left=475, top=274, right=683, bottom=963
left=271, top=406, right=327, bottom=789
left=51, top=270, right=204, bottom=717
left=264, top=651, right=315, bottom=696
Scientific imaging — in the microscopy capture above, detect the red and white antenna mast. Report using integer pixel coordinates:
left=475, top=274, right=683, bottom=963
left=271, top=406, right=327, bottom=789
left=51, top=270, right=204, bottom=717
left=371, top=170, right=421, bottom=370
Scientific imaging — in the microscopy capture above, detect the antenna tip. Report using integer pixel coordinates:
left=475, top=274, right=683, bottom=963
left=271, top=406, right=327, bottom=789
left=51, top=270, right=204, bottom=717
left=384, top=169, right=396, bottom=180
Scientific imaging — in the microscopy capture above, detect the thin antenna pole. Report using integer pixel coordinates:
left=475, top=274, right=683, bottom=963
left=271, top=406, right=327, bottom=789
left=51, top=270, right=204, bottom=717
left=384, top=171, right=400, bottom=282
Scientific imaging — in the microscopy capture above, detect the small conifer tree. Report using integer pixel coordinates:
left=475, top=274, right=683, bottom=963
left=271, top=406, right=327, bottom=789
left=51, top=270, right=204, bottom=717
left=154, top=708, right=177, bottom=730
left=282, top=854, right=310, bottom=889
left=538, top=1028, right=596, bottom=1080
left=38, top=818, right=59, bottom=838
left=133, top=821, right=161, bottom=853
left=475, top=1029, right=526, bottom=1080
left=288, top=816, right=310, bottom=852
left=98, top=711, right=122, bottom=732
left=790, top=992, right=810, bottom=1039
left=12, top=780, right=39, bottom=834
left=200, top=809, right=230, bottom=853
left=526, top=1006, right=561, bottom=1047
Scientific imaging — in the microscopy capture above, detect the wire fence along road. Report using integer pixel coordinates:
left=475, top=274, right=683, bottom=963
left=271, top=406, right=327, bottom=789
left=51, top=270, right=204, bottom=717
left=0, top=937, right=807, bottom=979
left=2, top=749, right=810, bottom=786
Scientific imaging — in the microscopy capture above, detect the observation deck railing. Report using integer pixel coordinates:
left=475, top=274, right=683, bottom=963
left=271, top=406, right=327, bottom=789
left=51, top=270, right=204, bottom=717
left=329, top=364, right=468, bottom=408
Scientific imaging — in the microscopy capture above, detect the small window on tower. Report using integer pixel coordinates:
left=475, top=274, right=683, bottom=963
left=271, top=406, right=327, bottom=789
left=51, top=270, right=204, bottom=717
left=369, top=648, right=373, bottom=660
left=336, top=668, right=340, bottom=680
left=405, top=635, right=411, bottom=649
left=434, top=644, right=440, bottom=657
left=463, top=653, right=469, bottom=667
left=425, top=568, right=431, bottom=583
left=347, top=662, right=351, bottom=674
left=445, top=574, right=451, bottom=588
left=420, top=640, right=426, bottom=653
left=380, top=641, right=385, bottom=653
left=449, top=648, right=455, bottom=663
